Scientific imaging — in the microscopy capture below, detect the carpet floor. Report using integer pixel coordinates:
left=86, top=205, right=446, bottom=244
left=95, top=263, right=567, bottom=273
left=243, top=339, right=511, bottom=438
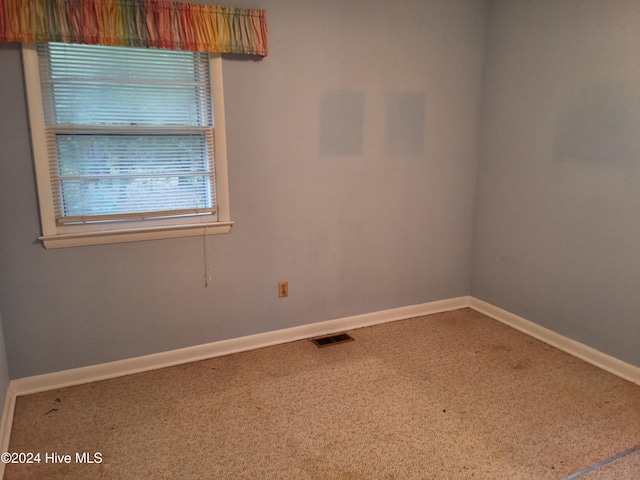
left=5, top=308, right=640, bottom=479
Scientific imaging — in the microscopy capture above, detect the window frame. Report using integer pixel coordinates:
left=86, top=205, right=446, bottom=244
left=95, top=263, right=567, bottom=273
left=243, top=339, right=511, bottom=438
left=22, top=43, right=233, bottom=249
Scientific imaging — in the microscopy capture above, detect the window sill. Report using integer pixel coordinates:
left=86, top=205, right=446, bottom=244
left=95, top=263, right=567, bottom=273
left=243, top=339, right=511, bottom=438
left=39, top=221, right=234, bottom=249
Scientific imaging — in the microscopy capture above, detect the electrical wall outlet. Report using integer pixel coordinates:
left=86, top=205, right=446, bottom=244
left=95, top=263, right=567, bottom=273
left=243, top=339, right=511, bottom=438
left=278, top=280, right=288, bottom=298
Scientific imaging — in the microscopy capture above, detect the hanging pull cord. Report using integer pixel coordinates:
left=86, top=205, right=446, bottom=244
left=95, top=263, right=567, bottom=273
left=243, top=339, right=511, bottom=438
left=203, top=225, right=212, bottom=287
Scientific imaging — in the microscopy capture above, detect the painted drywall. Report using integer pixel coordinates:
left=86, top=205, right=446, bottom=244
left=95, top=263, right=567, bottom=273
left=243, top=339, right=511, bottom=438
left=472, top=0, right=640, bottom=366
left=0, top=312, right=9, bottom=416
left=0, top=0, right=486, bottom=378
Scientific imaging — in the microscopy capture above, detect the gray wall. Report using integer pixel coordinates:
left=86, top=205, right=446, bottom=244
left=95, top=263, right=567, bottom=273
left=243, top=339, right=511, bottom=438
left=0, top=0, right=486, bottom=378
left=472, top=0, right=640, bottom=366
left=0, top=312, right=10, bottom=414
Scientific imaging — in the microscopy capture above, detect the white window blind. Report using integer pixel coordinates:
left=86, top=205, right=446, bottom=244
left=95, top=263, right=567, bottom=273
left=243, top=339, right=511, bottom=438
left=37, top=42, right=218, bottom=225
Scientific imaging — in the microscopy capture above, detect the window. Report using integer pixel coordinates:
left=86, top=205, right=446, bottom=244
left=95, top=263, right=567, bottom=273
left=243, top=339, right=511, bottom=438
left=23, top=42, right=232, bottom=249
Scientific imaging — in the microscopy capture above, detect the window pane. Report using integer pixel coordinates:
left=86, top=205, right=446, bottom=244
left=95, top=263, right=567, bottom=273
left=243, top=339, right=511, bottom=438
left=40, top=43, right=212, bottom=127
left=56, top=134, right=211, bottom=176
left=59, top=175, right=211, bottom=217
left=50, top=83, right=209, bottom=126
left=46, top=44, right=207, bottom=83
left=55, top=134, right=214, bottom=217
left=36, top=42, right=219, bottom=223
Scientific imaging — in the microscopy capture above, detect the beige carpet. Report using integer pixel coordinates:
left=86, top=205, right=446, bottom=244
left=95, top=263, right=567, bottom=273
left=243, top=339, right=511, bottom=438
left=5, top=308, right=640, bottom=479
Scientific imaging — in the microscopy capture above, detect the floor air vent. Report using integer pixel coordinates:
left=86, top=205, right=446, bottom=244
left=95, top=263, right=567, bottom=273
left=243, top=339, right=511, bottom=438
left=311, top=333, right=354, bottom=348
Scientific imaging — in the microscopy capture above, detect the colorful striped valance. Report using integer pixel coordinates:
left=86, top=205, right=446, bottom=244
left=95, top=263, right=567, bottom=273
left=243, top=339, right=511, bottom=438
left=0, top=0, right=268, bottom=56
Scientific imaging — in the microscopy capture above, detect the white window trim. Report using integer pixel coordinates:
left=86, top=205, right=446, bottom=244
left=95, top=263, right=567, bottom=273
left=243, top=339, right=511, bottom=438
left=22, top=44, right=233, bottom=249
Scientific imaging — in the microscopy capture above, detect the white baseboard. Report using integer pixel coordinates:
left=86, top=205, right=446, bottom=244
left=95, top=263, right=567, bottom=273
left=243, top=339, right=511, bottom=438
left=1, top=295, right=637, bottom=479
left=10, top=296, right=470, bottom=397
left=0, top=382, right=16, bottom=479
left=468, top=297, right=640, bottom=386
left=0, top=297, right=464, bottom=479
left=0, top=296, right=468, bottom=475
